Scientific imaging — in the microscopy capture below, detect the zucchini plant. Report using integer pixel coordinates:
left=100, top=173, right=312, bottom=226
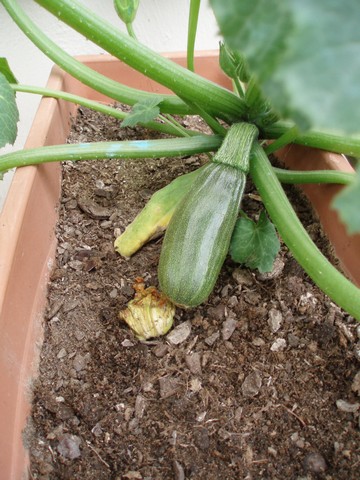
left=1, top=0, right=360, bottom=322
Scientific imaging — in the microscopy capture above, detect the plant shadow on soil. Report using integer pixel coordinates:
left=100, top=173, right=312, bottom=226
left=26, top=106, right=360, bottom=480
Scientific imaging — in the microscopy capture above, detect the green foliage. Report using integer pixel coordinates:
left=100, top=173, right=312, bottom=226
left=0, top=58, right=18, bottom=84
left=219, top=42, right=249, bottom=83
left=114, top=0, right=139, bottom=25
left=332, top=166, right=360, bottom=234
left=230, top=211, right=280, bottom=273
left=2, top=0, right=360, bottom=317
left=219, top=43, right=278, bottom=127
left=121, top=97, right=163, bottom=127
left=211, top=0, right=360, bottom=134
left=0, top=72, right=19, bottom=148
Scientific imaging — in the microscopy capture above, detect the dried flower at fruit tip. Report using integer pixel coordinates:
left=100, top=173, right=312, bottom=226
left=119, top=278, right=175, bottom=340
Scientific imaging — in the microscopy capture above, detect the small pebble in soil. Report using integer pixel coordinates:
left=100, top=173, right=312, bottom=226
left=73, top=353, right=90, bottom=372
left=270, top=338, right=287, bottom=352
left=173, top=460, right=185, bottom=480
left=257, top=256, right=285, bottom=281
left=167, top=320, right=192, bottom=345
left=336, top=399, right=360, bottom=413
left=46, top=299, right=64, bottom=320
left=189, top=377, right=202, bottom=393
left=57, top=434, right=81, bottom=459
left=122, top=471, right=142, bottom=479
left=222, top=317, right=238, bottom=340
left=153, top=343, right=168, bottom=358
left=288, top=333, right=300, bottom=348
left=185, top=352, right=202, bottom=376
left=77, top=197, right=112, bottom=219
left=351, top=371, right=360, bottom=395
left=91, top=423, right=103, bottom=437
left=241, top=370, right=262, bottom=397
left=204, top=331, right=220, bottom=346
left=232, top=267, right=254, bottom=287
left=135, top=394, right=147, bottom=419
left=194, top=427, right=210, bottom=450
left=354, top=341, right=360, bottom=361
left=303, top=452, right=327, bottom=474
left=57, top=348, right=67, bottom=359
left=252, top=337, right=265, bottom=347
left=290, top=432, right=305, bottom=449
left=196, top=411, right=207, bottom=422
left=298, top=292, right=318, bottom=314
left=268, top=308, right=283, bottom=333
left=208, top=304, right=226, bottom=320
left=159, top=376, right=181, bottom=399
left=268, top=446, right=278, bottom=457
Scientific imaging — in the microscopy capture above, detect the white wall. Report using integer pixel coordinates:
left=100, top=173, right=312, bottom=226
left=0, top=0, right=220, bottom=209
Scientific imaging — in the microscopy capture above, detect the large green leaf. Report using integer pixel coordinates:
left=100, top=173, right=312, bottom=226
left=211, top=0, right=360, bottom=133
left=0, top=72, right=19, bottom=148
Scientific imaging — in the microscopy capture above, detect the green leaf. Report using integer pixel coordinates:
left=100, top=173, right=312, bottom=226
left=0, top=58, right=18, bottom=84
left=121, top=97, right=162, bottom=127
left=114, top=0, right=139, bottom=25
left=0, top=73, right=19, bottom=148
left=211, top=0, right=360, bottom=134
left=230, top=211, right=280, bottom=273
left=332, top=166, right=360, bottom=234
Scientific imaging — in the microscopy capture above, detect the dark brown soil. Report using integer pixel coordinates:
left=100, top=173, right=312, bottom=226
left=27, top=106, right=360, bottom=480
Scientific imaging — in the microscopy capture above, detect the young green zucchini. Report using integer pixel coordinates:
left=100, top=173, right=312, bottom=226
left=158, top=123, right=258, bottom=307
left=114, top=166, right=204, bottom=257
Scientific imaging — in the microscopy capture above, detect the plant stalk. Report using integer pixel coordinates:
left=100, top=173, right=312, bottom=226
left=0, top=0, right=190, bottom=114
left=187, top=0, right=201, bottom=72
left=273, top=167, right=355, bottom=185
left=32, top=0, right=245, bottom=121
left=250, top=143, right=360, bottom=320
left=11, top=84, right=198, bottom=137
left=0, top=135, right=222, bottom=173
left=264, top=122, right=360, bottom=158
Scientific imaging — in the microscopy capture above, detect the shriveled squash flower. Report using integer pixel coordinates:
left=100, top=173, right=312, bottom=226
left=119, top=278, right=175, bottom=340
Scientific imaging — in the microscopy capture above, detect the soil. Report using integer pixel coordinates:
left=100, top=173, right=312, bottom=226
left=27, top=106, right=360, bottom=480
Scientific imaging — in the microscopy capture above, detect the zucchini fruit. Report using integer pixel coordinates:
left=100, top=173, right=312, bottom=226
left=114, top=166, right=204, bottom=257
left=158, top=122, right=258, bottom=307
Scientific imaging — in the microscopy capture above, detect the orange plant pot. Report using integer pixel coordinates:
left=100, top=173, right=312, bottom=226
left=0, top=53, right=359, bottom=479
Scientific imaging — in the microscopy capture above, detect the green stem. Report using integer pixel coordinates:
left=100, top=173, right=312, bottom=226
left=178, top=96, right=227, bottom=136
left=273, top=167, right=355, bottom=185
left=213, top=123, right=258, bottom=171
left=0, top=135, right=222, bottom=173
left=11, top=84, right=197, bottom=137
left=126, top=22, right=137, bottom=40
left=1, top=0, right=190, bottom=114
left=187, top=0, right=201, bottom=72
left=161, top=115, right=191, bottom=137
left=189, top=102, right=227, bottom=136
left=264, top=121, right=360, bottom=158
left=232, top=78, right=245, bottom=98
left=33, top=0, right=245, bottom=121
left=250, top=143, right=360, bottom=320
left=264, top=126, right=299, bottom=155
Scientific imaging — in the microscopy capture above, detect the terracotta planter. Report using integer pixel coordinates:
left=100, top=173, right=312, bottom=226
left=275, top=145, right=360, bottom=286
left=0, top=52, right=359, bottom=479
